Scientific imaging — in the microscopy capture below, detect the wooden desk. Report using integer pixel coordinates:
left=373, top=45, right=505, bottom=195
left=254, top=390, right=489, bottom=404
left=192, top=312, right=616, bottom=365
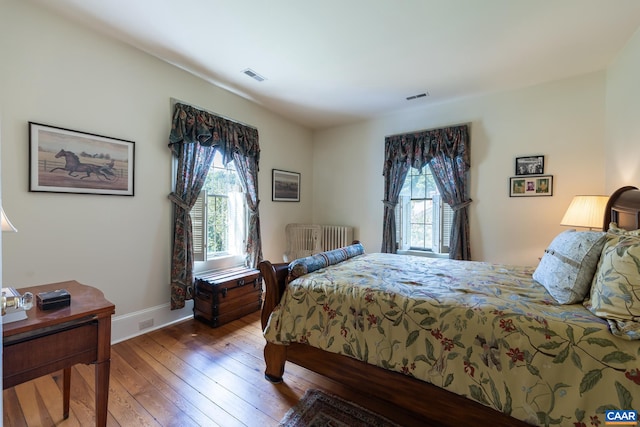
left=3, top=281, right=115, bottom=426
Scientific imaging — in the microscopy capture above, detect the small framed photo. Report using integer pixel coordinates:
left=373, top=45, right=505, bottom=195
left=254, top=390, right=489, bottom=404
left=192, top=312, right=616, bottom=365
left=29, top=122, right=134, bottom=196
left=510, top=175, right=553, bottom=197
left=515, top=155, right=544, bottom=175
left=272, top=169, right=300, bottom=202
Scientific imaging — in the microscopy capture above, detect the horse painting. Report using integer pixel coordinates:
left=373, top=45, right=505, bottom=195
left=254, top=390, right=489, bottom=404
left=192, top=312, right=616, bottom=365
left=51, top=149, right=116, bottom=180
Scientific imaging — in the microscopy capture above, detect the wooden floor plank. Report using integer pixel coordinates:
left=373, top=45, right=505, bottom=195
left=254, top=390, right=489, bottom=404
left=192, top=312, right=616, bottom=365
left=109, top=349, right=201, bottom=427
left=74, top=356, right=164, bottom=427
left=149, top=321, right=293, bottom=419
left=13, top=381, right=55, bottom=427
left=32, top=374, right=82, bottom=427
left=135, top=333, right=275, bottom=426
left=3, top=388, right=27, bottom=427
left=113, top=340, right=221, bottom=427
left=53, top=367, right=107, bottom=426
left=121, top=338, right=234, bottom=426
left=3, top=311, right=426, bottom=427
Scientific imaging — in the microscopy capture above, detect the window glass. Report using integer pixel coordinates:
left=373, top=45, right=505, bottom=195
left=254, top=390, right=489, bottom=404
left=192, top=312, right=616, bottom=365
left=194, top=151, right=246, bottom=270
left=411, top=172, right=426, bottom=199
left=397, top=166, right=451, bottom=254
left=202, top=153, right=241, bottom=255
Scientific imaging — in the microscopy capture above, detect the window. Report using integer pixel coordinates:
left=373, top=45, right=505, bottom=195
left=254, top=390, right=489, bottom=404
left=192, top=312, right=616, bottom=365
left=191, top=151, right=247, bottom=271
left=396, top=166, right=453, bottom=254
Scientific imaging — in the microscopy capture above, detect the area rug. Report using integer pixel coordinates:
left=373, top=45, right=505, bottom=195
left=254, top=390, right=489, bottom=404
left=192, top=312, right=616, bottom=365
left=279, top=389, right=402, bottom=427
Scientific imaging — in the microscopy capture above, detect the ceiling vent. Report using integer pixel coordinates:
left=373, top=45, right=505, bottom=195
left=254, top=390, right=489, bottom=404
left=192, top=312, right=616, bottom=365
left=243, top=68, right=266, bottom=82
left=406, top=92, right=429, bottom=101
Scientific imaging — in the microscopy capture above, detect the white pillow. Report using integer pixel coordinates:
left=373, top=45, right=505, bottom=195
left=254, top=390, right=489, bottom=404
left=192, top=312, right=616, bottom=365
left=533, top=229, right=606, bottom=304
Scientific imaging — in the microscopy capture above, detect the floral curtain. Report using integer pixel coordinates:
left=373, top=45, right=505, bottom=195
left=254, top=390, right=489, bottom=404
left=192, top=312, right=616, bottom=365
left=381, top=144, right=411, bottom=253
left=168, top=102, right=261, bottom=309
left=381, top=124, right=471, bottom=260
left=232, top=151, right=262, bottom=268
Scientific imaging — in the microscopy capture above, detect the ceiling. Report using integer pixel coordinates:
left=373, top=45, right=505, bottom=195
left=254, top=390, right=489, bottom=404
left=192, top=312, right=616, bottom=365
left=30, top=0, right=640, bottom=130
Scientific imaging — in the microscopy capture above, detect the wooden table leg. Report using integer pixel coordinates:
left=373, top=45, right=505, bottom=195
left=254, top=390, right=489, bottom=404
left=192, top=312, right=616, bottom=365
left=94, top=360, right=110, bottom=427
left=63, top=367, right=71, bottom=419
left=95, top=315, right=112, bottom=427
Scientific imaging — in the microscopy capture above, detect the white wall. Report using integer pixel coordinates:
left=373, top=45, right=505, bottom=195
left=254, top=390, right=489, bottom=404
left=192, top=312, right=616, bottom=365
left=0, top=0, right=313, bottom=340
left=313, top=72, right=607, bottom=265
left=605, top=27, right=640, bottom=190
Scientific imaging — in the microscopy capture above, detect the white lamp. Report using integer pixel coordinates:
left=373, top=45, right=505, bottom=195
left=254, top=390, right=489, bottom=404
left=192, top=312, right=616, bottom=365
left=560, top=195, right=609, bottom=231
left=0, top=206, right=28, bottom=318
left=1, top=207, right=17, bottom=232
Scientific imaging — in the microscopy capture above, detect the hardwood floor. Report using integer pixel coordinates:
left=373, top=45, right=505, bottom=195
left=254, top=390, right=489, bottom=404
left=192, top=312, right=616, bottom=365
left=3, top=311, right=427, bottom=427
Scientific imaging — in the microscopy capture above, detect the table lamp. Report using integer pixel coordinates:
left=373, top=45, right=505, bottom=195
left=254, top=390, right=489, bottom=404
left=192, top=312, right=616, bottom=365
left=560, top=195, right=609, bottom=231
left=1, top=206, right=31, bottom=317
left=1, top=206, right=17, bottom=232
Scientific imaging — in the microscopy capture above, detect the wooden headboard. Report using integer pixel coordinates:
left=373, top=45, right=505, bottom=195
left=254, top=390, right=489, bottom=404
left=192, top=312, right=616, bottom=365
left=604, top=186, right=640, bottom=230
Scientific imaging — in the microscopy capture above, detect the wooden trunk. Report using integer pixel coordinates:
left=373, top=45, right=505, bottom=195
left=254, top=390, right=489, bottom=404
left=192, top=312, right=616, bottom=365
left=194, top=267, right=262, bottom=328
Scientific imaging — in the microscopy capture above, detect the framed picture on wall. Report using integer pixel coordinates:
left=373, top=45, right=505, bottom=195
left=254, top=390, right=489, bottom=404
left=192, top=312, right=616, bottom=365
left=515, top=155, right=544, bottom=175
left=272, top=169, right=300, bottom=202
left=29, top=122, right=135, bottom=196
left=510, top=175, right=553, bottom=197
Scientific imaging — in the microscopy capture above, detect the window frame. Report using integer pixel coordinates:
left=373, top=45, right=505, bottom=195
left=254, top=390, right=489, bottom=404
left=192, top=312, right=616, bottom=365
left=188, top=152, right=248, bottom=273
left=396, top=166, right=452, bottom=255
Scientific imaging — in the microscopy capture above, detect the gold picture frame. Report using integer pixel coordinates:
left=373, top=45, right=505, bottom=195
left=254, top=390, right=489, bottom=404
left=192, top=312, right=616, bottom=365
left=510, top=175, right=553, bottom=197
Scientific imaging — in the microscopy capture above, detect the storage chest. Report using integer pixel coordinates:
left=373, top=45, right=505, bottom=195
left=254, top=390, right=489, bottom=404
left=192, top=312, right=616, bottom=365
left=194, top=267, right=262, bottom=327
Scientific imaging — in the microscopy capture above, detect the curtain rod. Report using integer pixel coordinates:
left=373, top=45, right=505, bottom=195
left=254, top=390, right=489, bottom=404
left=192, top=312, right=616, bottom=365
left=170, top=97, right=258, bottom=131
left=385, top=122, right=470, bottom=139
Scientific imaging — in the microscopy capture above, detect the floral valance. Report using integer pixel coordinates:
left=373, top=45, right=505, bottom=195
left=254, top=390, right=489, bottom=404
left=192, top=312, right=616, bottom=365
left=169, top=102, right=260, bottom=162
left=383, top=124, right=469, bottom=174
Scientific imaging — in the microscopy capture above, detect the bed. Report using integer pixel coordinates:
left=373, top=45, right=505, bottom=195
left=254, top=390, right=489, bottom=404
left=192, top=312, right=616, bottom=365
left=259, top=185, right=640, bottom=427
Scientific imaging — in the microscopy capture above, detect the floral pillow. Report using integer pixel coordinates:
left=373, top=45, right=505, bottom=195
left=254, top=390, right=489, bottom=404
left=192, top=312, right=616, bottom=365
left=585, top=224, right=640, bottom=340
left=288, top=243, right=365, bottom=280
left=532, top=229, right=607, bottom=304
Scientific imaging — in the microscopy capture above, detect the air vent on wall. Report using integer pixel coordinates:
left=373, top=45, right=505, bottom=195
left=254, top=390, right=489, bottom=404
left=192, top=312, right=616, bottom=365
left=406, top=92, right=429, bottom=101
left=243, top=68, right=266, bottom=82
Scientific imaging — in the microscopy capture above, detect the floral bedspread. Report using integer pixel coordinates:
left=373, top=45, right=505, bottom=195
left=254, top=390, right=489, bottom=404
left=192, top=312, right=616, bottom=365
left=263, top=253, right=640, bottom=426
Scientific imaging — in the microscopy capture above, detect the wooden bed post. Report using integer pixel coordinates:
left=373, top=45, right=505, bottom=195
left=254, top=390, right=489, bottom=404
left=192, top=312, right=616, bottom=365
left=258, top=260, right=290, bottom=383
left=603, top=185, right=639, bottom=230
left=263, top=342, right=287, bottom=383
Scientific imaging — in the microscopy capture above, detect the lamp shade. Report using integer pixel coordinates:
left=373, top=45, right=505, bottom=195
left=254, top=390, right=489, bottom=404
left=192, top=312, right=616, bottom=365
left=1, top=207, right=17, bottom=232
left=560, top=195, right=609, bottom=230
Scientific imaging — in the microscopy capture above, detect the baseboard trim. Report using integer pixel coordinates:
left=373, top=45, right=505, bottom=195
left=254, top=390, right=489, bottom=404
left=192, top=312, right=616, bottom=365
left=111, top=299, right=194, bottom=344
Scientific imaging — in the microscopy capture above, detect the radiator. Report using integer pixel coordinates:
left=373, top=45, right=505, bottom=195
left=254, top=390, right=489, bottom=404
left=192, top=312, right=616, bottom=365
left=284, top=224, right=322, bottom=262
left=284, top=224, right=354, bottom=261
left=320, top=225, right=354, bottom=251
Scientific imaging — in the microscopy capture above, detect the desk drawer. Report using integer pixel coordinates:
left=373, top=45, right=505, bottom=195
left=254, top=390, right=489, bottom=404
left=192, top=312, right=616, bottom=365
left=3, top=322, right=98, bottom=388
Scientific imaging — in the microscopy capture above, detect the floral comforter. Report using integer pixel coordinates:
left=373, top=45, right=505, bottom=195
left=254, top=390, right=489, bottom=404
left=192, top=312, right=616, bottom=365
left=263, top=253, right=640, bottom=426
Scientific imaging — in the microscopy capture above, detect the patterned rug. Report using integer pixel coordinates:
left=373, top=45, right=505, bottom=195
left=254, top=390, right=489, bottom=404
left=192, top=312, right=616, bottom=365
left=279, top=389, right=402, bottom=427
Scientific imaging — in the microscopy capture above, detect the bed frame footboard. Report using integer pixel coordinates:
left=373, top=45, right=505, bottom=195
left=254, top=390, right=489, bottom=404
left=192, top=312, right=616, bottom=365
left=258, top=259, right=529, bottom=426
left=259, top=260, right=290, bottom=383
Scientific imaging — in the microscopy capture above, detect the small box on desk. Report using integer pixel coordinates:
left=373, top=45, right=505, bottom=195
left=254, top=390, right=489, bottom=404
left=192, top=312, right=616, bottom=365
left=36, top=289, right=71, bottom=310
